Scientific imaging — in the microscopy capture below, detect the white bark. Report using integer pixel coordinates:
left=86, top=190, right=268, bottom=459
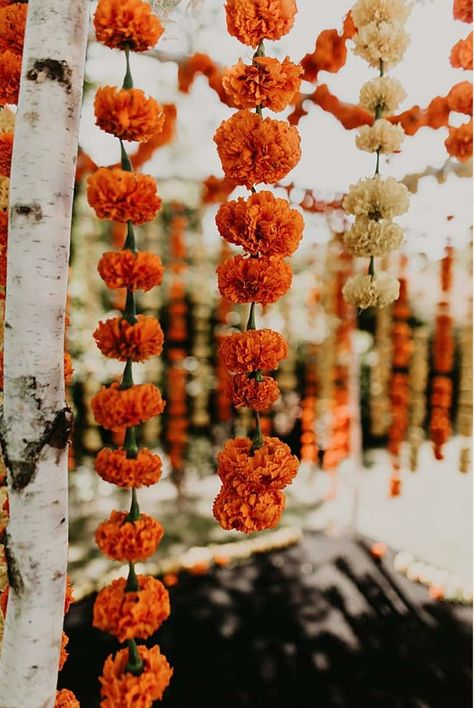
left=0, top=1, right=89, bottom=706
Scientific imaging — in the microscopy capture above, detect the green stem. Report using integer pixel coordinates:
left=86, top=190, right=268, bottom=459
left=246, top=302, right=256, bottom=330
left=124, top=426, right=138, bottom=458
left=126, top=488, right=140, bottom=522
left=379, top=59, right=384, bottom=77
left=120, top=140, right=133, bottom=172
left=255, top=40, right=265, bottom=58
left=250, top=412, right=263, bottom=454
left=368, top=256, right=375, bottom=278
left=120, top=359, right=134, bottom=389
left=124, top=290, right=137, bottom=324
left=125, top=639, right=143, bottom=676
left=123, top=47, right=134, bottom=89
left=123, top=221, right=137, bottom=252
left=375, top=148, right=380, bottom=175
left=126, top=561, right=139, bottom=592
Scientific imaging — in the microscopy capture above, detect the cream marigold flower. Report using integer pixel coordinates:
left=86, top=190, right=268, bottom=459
left=0, top=175, right=8, bottom=210
left=354, top=21, right=410, bottom=69
left=0, top=106, right=14, bottom=134
left=343, top=272, right=400, bottom=309
left=352, top=0, right=412, bottom=28
left=359, top=76, right=406, bottom=115
left=344, top=217, right=404, bottom=257
left=343, top=176, right=409, bottom=220
left=356, top=119, right=404, bottom=153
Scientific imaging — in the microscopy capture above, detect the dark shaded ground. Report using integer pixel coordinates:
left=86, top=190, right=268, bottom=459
left=60, top=532, right=472, bottom=707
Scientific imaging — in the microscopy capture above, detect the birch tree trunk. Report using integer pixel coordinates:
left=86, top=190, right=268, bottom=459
left=0, top=1, right=89, bottom=705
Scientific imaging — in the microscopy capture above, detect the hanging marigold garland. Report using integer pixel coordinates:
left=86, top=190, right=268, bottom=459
left=446, top=0, right=473, bottom=162
left=212, top=0, right=303, bottom=533
left=87, top=1, right=172, bottom=704
left=408, top=326, right=429, bottom=472
left=457, top=297, right=473, bottom=473
left=342, top=0, right=412, bottom=309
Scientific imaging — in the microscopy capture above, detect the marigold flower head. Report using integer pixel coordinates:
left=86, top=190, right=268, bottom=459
left=218, top=435, right=298, bottom=490
left=216, top=191, right=304, bottom=257
left=0, top=50, right=21, bottom=105
left=344, top=216, right=404, bottom=257
left=450, top=32, right=473, bottom=70
left=222, top=56, right=302, bottom=112
left=445, top=120, right=473, bottom=162
left=356, top=119, right=404, bottom=154
left=359, top=76, right=406, bottom=115
left=354, top=21, right=410, bottom=69
left=100, top=645, right=173, bottom=707
left=219, top=328, right=288, bottom=373
left=213, top=484, right=285, bottom=533
left=343, top=272, right=400, bottom=309
left=448, top=81, right=473, bottom=116
left=225, top=0, right=297, bottom=47
left=59, top=632, right=69, bottom=671
left=228, top=373, right=280, bottom=411
left=55, top=689, right=79, bottom=708
left=343, top=175, right=409, bottom=220
left=0, top=3, right=27, bottom=54
left=94, top=0, right=164, bottom=52
left=94, top=315, right=164, bottom=362
left=87, top=168, right=161, bottom=224
left=214, top=110, right=301, bottom=188
left=94, top=86, right=164, bottom=143
left=93, top=575, right=170, bottom=642
left=0, top=175, right=9, bottom=210
left=454, top=0, right=473, bottom=22
left=95, top=447, right=162, bottom=487
left=217, top=254, right=292, bottom=306
left=352, top=0, right=412, bottom=28
left=98, top=249, right=164, bottom=291
left=0, top=106, right=14, bottom=133
left=91, top=382, right=165, bottom=431
left=96, top=510, right=164, bottom=562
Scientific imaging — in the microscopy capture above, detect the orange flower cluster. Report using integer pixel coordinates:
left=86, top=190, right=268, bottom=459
left=94, top=575, right=170, bottom=642
left=225, top=0, right=297, bottom=47
left=217, top=436, right=298, bottom=491
left=222, top=56, right=302, bottom=112
left=55, top=689, right=79, bottom=708
left=213, top=484, right=285, bottom=533
left=446, top=15, right=473, bottom=163
left=214, top=109, right=301, bottom=188
left=56, top=577, right=77, bottom=704
left=96, top=510, right=164, bottom=562
left=300, top=342, right=318, bottom=462
left=450, top=31, right=473, bottom=70
left=446, top=118, right=473, bottom=162
left=0, top=0, right=24, bottom=106
left=227, top=373, right=280, bottom=411
left=219, top=329, right=288, bottom=374
left=217, top=254, right=292, bottom=305
left=0, top=131, right=12, bottom=176
left=95, top=447, right=162, bottom=487
left=100, top=645, right=172, bottom=707
left=216, top=191, right=304, bottom=257
left=91, top=5, right=171, bottom=700
left=94, top=315, right=164, bottom=362
left=94, top=86, right=165, bottom=142
left=94, top=0, right=163, bottom=52
left=454, top=0, right=473, bottom=22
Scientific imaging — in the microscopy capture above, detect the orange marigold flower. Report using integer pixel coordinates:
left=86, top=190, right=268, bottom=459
left=217, top=254, right=292, bottom=305
left=450, top=32, right=473, bottom=70
left=94, top=0, right=163, bottom=53
left=445, top=120, right=473, bottom=161
left=55, top=689, right=80, bottom=708
left=94, top=86, right=165, bottom=142
left=91, top=382, right=165, bottom=431
left=220, top=328, right=288, bottom=373
left=87, top=168, right=161, bottom=224
left=216, top=191, right=303, bottom=257
left=100, top=645, right=172, bottom=707
left=222, top=56, right=302, bottom=112
left=98, top=249, right=164, bottom=291
left=454, top=0, right=473, bottom=22
left=214, top=110, right=301, bottom=188
left=93, top=575, right=170, bottom=643
left=217, top=435, right=298, bottom=490
left=228, top=373, right=280, bottom=411
left=64, top=576, right=75, bottom=614
left=95, top=447, right=162, bottom=487
left=96, top=510, right=164, bottom=562
left=225, top=0, right=297, bottom=48
left=59, top=632, right=69, bottom=671
left=0, top=3, right=27, bottom=54
left=0, top=131, right=12, bottom=176
left=94, top=314, right=164, bottom=362
left=0, top=50, right=21, bottom=106
left=213, top=484, right=285, bottom=533
left=448, top=81, right=473, bottom=115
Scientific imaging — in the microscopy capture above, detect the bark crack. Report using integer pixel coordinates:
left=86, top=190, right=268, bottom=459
left=26, top=58, right=72, bottom=94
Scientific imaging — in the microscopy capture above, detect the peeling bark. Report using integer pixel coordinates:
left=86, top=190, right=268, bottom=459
left=0, top=1, right=89, bottom=706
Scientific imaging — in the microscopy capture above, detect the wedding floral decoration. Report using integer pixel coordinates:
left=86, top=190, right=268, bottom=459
left=342, top=0, right=412, bottom=309
left=407, top=326, right=429, bottom=472
left=87, top=1, right=172, bottom=704
left=446, top=0, right=473, bottom=162
left=212, top=0, right=302, bottom=533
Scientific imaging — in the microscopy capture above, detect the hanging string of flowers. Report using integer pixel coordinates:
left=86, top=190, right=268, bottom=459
left=212, top=0, right=303, bottom=533
left=407, top=326, right=429, bottom=472
left=457, top=297, right=473, bottom=474
left=445, top=0, right=473, bottom=162
left=370, top=303, right=392, bottom=437
left=342, top=0, right=412, bottom=310
left=87, top=1, right=172, bottom=704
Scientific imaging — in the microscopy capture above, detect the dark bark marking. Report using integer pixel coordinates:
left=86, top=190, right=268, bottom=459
left=4, top=533, right=24, bottom=595
left=13, top=202, right=43, bottom=222
left=26, top=59, right=72, bottom=94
